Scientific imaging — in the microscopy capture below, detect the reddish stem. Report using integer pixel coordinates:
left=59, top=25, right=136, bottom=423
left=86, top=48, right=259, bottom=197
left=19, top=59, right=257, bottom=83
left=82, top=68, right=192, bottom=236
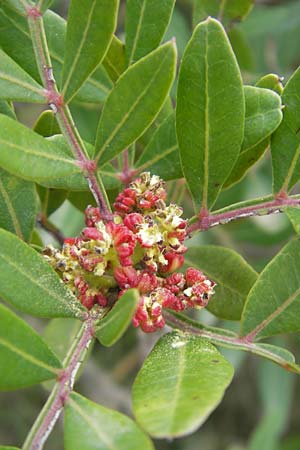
left=187, top=197, right=300, bottom=235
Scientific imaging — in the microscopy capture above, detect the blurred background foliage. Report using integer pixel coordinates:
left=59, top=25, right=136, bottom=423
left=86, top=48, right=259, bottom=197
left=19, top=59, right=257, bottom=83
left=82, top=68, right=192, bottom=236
left=1, top=0, right=300, bottom=449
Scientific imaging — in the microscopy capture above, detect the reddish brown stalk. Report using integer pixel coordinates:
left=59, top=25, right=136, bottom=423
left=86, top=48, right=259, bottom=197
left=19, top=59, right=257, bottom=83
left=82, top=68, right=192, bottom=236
left=187, top=196, right=300, bottom=235
left=26, top=5, right=112, bottom=221
left=22, top=317, right=94, bottom=450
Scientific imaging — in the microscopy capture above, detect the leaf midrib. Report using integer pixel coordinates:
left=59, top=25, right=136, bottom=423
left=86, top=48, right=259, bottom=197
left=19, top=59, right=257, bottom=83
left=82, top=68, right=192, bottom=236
left=0, top=337, right=59, bottom=374
left=62, top=0, right=97, bottom=97
left=96, top=47, right=171, bottom=163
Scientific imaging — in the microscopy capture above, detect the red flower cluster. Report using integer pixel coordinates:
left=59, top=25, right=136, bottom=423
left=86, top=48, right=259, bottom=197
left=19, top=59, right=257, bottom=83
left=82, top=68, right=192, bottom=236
left=44, top=172, right=216, bottom=332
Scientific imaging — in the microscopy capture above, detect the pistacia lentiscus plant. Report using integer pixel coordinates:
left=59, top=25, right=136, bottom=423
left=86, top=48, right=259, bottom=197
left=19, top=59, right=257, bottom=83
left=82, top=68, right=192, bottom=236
left=1, top=0, right=300, bottom=449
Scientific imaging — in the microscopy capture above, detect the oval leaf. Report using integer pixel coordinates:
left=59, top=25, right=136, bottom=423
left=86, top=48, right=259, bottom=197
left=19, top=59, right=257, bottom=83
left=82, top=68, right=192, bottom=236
left=176, top=18, right=245, bottom=211
left=96, top=289, right=139, bottom=347
left=185, top=246, right=258, bottom=320
left=0, top=49, right=45, bottom=103
left=133, top=331, right=234, bottom=438
left=136, top=113, right=182, bottom=181
left=62, top=0, right=118, bottom=102
left=225, top=85, right=282, bottom=188
left=241, top=238, right=300, bottom=339
left=0, top=229, right=84, bottom=318
left=242, top=86, right=282, bottom=152
left=65, top=392, right=154, bottom=450
left=0, top=115, right=83, bottom=183
left=95, top=41, right=177, bottom=166
left=0, top=168, right=38, bottom=241
left=0, top=303, right=61, bottom=391
left=125, top=0, right=175, bottom=65
left=255, top=73, right=284, bottom=95
left=271, top=66, right=300, bottom=194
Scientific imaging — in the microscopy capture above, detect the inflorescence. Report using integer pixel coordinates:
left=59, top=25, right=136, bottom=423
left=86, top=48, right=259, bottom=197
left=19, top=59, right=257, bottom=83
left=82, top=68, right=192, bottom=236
left=44, top=172, right=216, bottom=332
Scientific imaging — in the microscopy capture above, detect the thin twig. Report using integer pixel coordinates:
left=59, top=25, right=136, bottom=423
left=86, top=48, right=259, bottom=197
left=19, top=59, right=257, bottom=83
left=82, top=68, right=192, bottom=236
left=25, top=4, right=112, bottom=221
left=22, top=317, right=94, bottom=450
left=187, top=195, right=300, bottom=234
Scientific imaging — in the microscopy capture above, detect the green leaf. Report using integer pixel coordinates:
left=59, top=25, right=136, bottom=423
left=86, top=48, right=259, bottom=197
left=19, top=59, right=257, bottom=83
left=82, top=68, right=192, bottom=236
left=125, top=0, right=175, bottom=66
left=135, top=113, right=182, bottom=181
left=242, top=86, right=282, bottom=152
left=95, top=41, right=177, bottom=166
left=0, top=100, right=16, bottom=119
left=0, top=303, right=61, bottom=391
left=0, top=447, right=20, bottom=450
left=33, top=110, right=60, bottom=137
left=271, top=66, right=300, bottom=194
left=185, top=246, right=257, bottom=320
left=62, top=0, right=118, bottom=102
left=133, top=331, right=234, bottom=438
left=0, top=6, right=113, bottom=104
left=164, top=312, right=300, bottom=373
left=228, top=27, right=255, bottom=72
left=176, top=18, right=244, bottom=211
left=0, top=168, right=38, bottom=241
left=0, top=229, right=84, bottom=318
left=224, top=138, right=270, bottom=188
left=35, top=135, right=120, bottom=192
left=224, top=86, right=282, bottom=188
left=36, top=0, right=54, bottom=13
left=241, top=238, right=300, bottom=339
left=96, top=289, right=139, bottom=347
left=285, top=207, right=300, bottom=235
left=65, top=392, right=154, bottom=450
left=103, top=35, right=126, bottom=83
left=193, top=0, right=254, bottom=28
left=0, top=115, right=83, bottom=183
left=0, top=49, right=45, bottom=103
left=44, top=318, right=81, bottom=362
left=256, top=73, right=284, bottom=95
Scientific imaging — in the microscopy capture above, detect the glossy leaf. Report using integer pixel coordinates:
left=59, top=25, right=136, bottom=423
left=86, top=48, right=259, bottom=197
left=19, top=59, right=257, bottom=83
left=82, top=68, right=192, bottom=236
left=285, top=207, right=300, bottom=235
left=224, top=138, right=269, bottom=188
left=185, top=246, right=257, bottom=320
left=256, top=73, right=284, bottom=95
left=103, top=35, right=126, bottom=83
left=0, top=49, right=45, bottom=103
left=0, top=303, right=61, bottom=391
left=136, top=113, right=182, bottom=181
left=225, top=85, right=282, bottom=188
left=0, top=168, right=38, bottom=241
left=176, top=18, right=244, bottom=210
left=193, top=0, right=254, bottom=28
left=271, top=66, right=300, bottom=194
left=0, top=6, right=112, bottom=104
left=0, top=229, right=84, bottom=318
left=96, top=289, right=139, bottom=347
left=95, top=41, right=177, bottom=166
left=64, top=392, right=154, bottom=450
left=242, top=86, right=282, bottom=152
left=241, top=239, right=300, bottom=339
left=133, top=332, right=234, bottom=437
left=0, top=115, right=83, bottom=183
left=33, top=110, right=60, bottom=137
left=125, top=0, right=175, bottom=65
left=62, top=0, right=118, bottom=102
left=165, top=312, right=300, bottom=373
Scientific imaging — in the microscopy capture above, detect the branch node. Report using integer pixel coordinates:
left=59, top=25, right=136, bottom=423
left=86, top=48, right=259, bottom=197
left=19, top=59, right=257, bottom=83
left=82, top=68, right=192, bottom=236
left=26, top=6, right=42, bottom=19
left=45, top=91, right=64, bottom=112
left=77, top=159, right=97, bottom=173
